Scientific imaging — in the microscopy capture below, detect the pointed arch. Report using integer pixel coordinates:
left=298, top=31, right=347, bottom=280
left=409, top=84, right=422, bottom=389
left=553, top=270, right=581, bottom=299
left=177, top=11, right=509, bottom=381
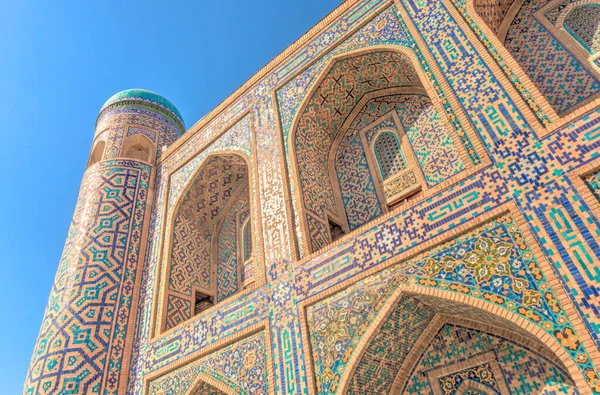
left=466, top=0, right=600, bottom=118
left=334, top=286, right=581, bottom=395
left=562, top=4, right=600, bottom=54
left=87, top=140, right=106, bottom=168
left=121, top=133, right=155, bottom=163
left=159, top=152, right=256, bottom=332
left=186, top=372, right=237, bottom=395
left=286, top=46, right=470, bottom=255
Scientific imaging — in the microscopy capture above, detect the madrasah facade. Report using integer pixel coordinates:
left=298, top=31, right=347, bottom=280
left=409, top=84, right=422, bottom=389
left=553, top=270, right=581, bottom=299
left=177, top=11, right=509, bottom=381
left=24, top=0, right=600, bottom=393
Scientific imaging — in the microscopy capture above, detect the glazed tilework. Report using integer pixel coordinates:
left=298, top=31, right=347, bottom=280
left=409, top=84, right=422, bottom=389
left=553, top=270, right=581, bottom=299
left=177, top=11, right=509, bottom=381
left=437, top=363, right=501, bottom=395
left=402, top=324, right=578, bottom=394
left=564, top=5, right=600, bottom=54
left=304, top=213, right=597, bottom=393
left=148, top=331, right=268, bottom=395
left=456, top=0, right=600, bottom=115
left=26, top=0, right=600, bottom=394
left=290, top=51, right=466, bottom=251
left=165, top=155, right=249, bottom=330
left=97, top=106, right=182, bottom=161
left=127, top=126, right=157, bottom=142
left=24, top=160, right=152, bottom=395
left=216, top=189, right=250, bottom=302
left=502, top=0, right=600, bottom=113
left=346, top=296, right=435, bottom=395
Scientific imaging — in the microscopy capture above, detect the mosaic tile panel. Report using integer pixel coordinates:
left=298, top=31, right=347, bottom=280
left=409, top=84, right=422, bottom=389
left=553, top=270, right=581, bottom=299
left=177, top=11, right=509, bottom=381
left=306, top=267, right=401, bottom=394
left=493, top=0, right=600, bottom=113
left=216, top=188, right=250, bottom=302
left=334, top=93, right=464, bottom=230
left=300, top=210, right=599, bottom=389
left=165, top=155, right=249, bottom=330
left=27, top=1, right=600, bottom=394
left=563, top=5, right=600, bottom=54
left=148, top=331, right=268, bottom=395
left=346, top=296, right=435, bottom=395
left=438, top=363, right=501, bottom=395
left=24, top=160, right=151, bottom=395
left=334, top=118, right=384, bottom=230
left=402, top=324, right=579, bottom=394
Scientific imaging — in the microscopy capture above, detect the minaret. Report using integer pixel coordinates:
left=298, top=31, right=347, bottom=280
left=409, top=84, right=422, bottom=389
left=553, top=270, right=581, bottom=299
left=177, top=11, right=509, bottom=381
left=24, top=90, right=184, bottom=395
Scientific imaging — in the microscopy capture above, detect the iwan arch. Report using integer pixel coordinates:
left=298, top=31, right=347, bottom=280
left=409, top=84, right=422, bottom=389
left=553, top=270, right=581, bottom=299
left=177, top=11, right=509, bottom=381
left=24, top=0, right=600, bottom=394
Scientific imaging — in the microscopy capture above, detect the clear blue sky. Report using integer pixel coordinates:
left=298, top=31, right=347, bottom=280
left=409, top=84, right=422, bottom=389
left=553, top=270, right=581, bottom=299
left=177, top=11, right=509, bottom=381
left=0, top=0, right=340, bottom=392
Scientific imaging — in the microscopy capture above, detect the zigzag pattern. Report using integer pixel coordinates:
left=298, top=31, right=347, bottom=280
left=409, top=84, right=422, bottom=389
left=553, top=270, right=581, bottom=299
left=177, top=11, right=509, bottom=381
left=166, top=294, right=193, bottom=330
left=217, top=189, right=250, bottom=302
left=24, top=162, right=149, bottom=395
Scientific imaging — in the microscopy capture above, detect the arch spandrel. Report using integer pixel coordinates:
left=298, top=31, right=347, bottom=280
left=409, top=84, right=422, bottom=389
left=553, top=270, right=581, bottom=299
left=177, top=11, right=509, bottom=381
left=301, top=211, right=599, bottom=395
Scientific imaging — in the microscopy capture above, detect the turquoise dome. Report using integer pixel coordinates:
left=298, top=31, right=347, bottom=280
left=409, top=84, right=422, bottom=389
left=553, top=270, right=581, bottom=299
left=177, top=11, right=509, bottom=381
left=101, top=89, right=184, bottom=126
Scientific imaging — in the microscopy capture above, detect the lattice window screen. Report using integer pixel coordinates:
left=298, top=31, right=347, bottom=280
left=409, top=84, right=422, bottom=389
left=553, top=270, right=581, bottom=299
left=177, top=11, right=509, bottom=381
left=374, top=132, right=407, bottom=180
left=243, top=219, right=252, bottom=261
left=564, top=5, right=600, bottom=54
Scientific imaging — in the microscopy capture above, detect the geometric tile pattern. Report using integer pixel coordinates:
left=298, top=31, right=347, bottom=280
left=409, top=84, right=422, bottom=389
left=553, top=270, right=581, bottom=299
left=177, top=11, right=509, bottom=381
left=499, top=0, right=600, bottom=113
left=148, top=331, right=268, bottom=395
left=166, top=155, right=249, bottom=330
left=216, top=188, right=250, bottom=302
left=304, top=213, right=598, bottom=393
left=293, top=50, right=465, bottom=248
left=306, top=269, right=403, bottom=394
left=335, top=93, right=464, bottom=229
left=437, top=363, right=501, bottom=395
left=402, top=324, right=579, bottom=394
left=346, top=296, right=435, bottom=395
left=294, top=51, right=420, bottom=227
left=23, top=160, right=152, bottom=395
left=358, top=94, right=464, bottom=186
left=27, top=1, right=600, bottom=394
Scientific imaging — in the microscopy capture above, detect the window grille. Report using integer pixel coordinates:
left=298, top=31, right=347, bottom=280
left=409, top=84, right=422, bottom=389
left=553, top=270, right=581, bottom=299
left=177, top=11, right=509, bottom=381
left=374, top=132, right=407, bottom=180
left=242, top=219, right=252, bottom=261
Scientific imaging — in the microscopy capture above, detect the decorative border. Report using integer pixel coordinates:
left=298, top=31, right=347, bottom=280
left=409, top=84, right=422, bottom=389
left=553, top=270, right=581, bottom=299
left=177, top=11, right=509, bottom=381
left=143, top=321, right=276, bottom=395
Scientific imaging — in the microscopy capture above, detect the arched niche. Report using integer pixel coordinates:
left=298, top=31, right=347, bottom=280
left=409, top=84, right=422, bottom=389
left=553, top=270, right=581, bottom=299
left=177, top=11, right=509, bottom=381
left=121, top=134, right=154, bottom=163
left=288, top=50, right=465, bottom=254
left=338, top=293, right=581, bottom=394
left=87, top=140, right=106, bottom=168
left=563, top=4, right=600, bottom=54
left=161, top=154, right=254, bottom=332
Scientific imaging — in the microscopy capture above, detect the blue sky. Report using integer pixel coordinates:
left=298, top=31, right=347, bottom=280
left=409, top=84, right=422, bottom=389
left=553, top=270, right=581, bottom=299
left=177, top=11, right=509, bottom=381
left=0, top=0, right=340, bottom=392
